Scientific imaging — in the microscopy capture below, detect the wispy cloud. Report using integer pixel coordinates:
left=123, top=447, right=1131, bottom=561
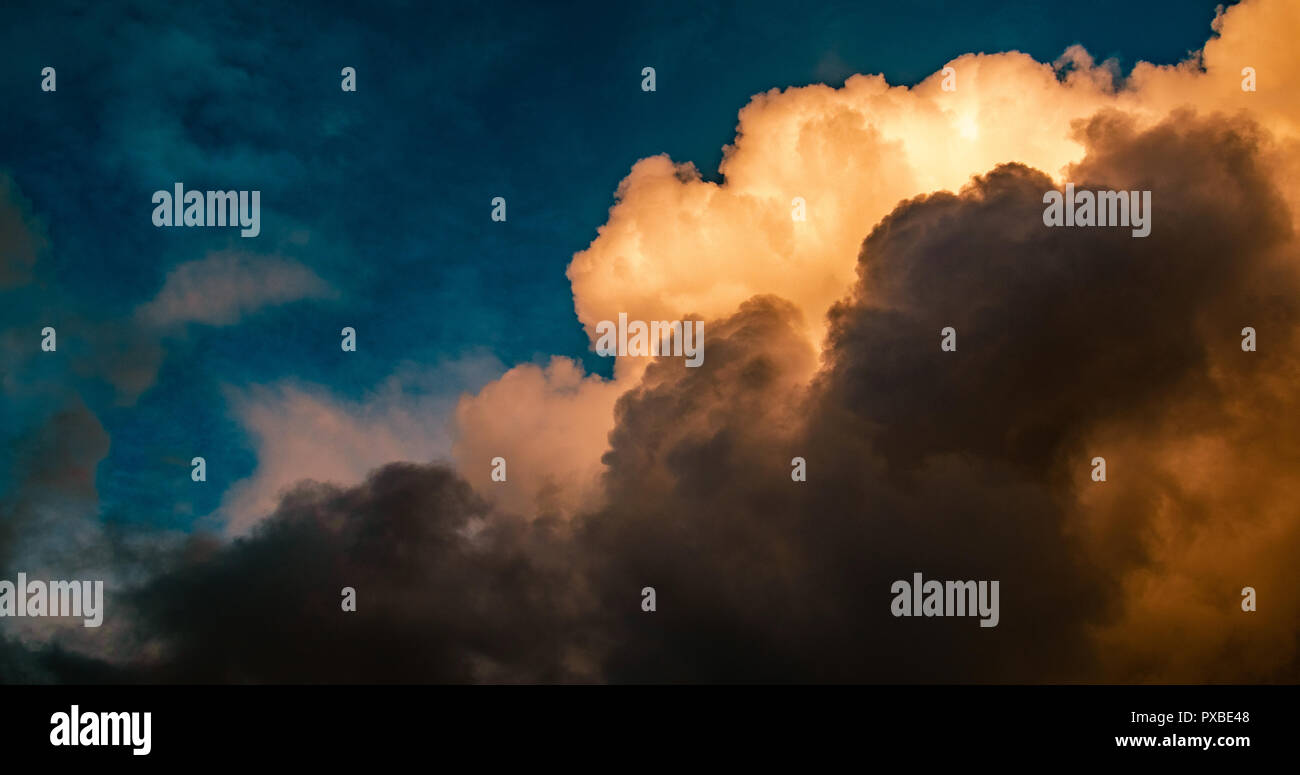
left=136, top=251, right=336, bottom=329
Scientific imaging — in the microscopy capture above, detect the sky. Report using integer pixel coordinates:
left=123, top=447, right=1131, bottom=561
left=4, top=0, right=1300, bottom=683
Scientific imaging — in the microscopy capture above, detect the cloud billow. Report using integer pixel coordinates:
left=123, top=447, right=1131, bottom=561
left=26, top=109, right=1295, bottom=684
left=7, top=0, right=1300, bottom=685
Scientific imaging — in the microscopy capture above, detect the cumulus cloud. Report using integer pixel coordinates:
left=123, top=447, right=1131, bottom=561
left=566, top=0, right=1300, bottom=357
left=811, top=112, right=1300, bottom=681
left=9, top=0, right=1300, bottom=685
left=473, top=0, right=1300, bottom=522
left=27, top=100, right=1300, bottom=684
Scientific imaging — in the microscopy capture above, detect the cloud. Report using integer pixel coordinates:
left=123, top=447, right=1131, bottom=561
left=9, top=0, right=1300, bottom=684
left=482, top=0, right=1300, bottom=522
left=84, top=106, right=1298, bottom=684
left=810, top=110, right=1300, bottom=681
left=119, top=464, right=593, bottom=683
left=0, top=397, right=179, bottom=668
left=452, top=356, right=625, bottom=518
left=136, top=251, right=336, bottom=329
left=220, top=356, right=502, bottom=534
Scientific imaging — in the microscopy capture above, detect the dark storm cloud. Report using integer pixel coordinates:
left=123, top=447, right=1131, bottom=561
left=587, top=294, right=1099, bottom=682
left=819, top=109, right=1292, bottom=478
left=13, top=108, right=1298, bottom=683
left=585, top=108, right=1298, bottom=682
left=114, top=465, right=594, bottom=683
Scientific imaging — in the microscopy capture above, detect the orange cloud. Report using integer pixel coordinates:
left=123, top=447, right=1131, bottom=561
left=459, top=0, right=1300, bottom=527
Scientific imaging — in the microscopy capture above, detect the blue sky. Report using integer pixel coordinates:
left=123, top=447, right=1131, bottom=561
left=0, top=0, right=1234, bottom=532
